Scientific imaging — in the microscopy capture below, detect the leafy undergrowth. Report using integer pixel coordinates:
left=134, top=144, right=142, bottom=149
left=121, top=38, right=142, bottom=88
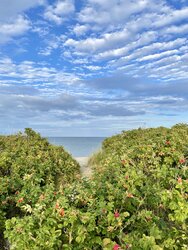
left=0, top=129, right=80, bottom=249
left=89, top=123, right=188, bottom=249
left=1, top=124, right=188, bottom=249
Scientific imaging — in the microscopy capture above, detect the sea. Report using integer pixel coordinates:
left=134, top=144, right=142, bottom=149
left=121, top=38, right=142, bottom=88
left=47, top=137, right=106, bottom=157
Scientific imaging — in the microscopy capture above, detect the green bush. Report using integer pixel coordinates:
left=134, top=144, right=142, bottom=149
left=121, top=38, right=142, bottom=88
left=89, top=123, right=188, bottom=249
left=0, top=129, right=80, bottom=249
left=1, top=124, right=188, bottom=249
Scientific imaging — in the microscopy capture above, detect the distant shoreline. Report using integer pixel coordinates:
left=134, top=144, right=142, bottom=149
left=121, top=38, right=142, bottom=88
left=47, top=137, right=105, bottom=158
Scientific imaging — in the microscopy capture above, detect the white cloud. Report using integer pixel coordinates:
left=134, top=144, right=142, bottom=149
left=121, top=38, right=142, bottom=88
left=137, top=49, right=179, bottom=62
left=77, top=1, right=188, bottom=35
left=0, top=57, right=15, bottom=73
left=65, top=1, right=188, bottom=62
left=0, top=0, right=45, bottom=21
left=0, top=0, right=45, bottom=44
left=79, top=0, right=150, bottom=25
left=53, top=0, right=74, bottom=15
left=96, top=38, right=186, bottom=73
left=136, top=52, right=188, bottom=81
left=44, top=0, right=75, bottom=25
left=135, top=38, right=186, bottom=56
left=38, top=36, right=60, bottom=56
left=0, top=57, right=81, bottom=86
left=44, top=10, right=63, bottom=25
left=164, top=23, right=188, bottom=34
left=84, top=65, right=101, bottom=71
left=95, top=31, right=158, bottom=60
left=72, top=58, right=89, bottom=64
left=73, top=24, right=89, bottom=36
left=154, top=7, right=188, bottom=28
left=65, top=28, right=130, bottom=53
left=0, top=15, right=30, bottom=38
left=114, top=38, right=186, bottom=64
left=142, top=55, right=182, bottom=69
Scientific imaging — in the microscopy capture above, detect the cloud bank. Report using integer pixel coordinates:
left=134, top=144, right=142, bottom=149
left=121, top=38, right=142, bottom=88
left=0, top=0, right=187, bottom=136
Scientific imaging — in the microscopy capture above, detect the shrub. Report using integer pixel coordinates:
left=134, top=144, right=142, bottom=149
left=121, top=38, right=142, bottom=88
left=0, top=129, right=80, bottom=248
left=2, top=124, right=188, bottom=249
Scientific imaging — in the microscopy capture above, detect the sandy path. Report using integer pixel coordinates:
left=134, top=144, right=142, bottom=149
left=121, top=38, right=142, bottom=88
left=75, top=157, right=92, bottom=177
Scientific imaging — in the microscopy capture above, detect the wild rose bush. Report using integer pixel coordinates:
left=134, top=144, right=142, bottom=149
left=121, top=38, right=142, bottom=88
left=90, top=123, right=188, bottom=249
left=1, top=124, right=188, bottom=249
left=0, top=129, right=80, bottom=248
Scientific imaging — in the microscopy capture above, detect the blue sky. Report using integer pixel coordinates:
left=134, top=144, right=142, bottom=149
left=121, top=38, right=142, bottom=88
left=0, top=0, right=187, bottom=136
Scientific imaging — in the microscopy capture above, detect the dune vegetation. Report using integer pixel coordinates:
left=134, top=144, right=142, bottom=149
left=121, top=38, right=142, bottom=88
left=0, top=129, right=80, bottom=249
left=0, top=124, right=188, bottom=249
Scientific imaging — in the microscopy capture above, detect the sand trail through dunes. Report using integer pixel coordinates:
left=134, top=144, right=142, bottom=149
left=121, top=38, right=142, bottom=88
left=75, top=157, right=92, bottom=177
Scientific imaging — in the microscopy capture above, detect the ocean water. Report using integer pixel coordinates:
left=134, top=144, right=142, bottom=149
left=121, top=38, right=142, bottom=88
left=47, top=137, right=105, bottom=157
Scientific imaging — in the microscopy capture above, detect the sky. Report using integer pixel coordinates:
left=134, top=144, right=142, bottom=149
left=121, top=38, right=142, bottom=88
left=0, top=0, right=188, bottom=136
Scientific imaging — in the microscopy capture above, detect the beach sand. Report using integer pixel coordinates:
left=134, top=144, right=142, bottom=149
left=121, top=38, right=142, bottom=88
left=75, top=157, right=92, bottom=177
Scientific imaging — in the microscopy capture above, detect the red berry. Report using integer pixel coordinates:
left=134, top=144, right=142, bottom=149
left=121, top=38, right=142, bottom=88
left=127, top=193, right=134, bottom=198
left=55, top=202, right=60, bottom=209
left=18, top=198, right=24, bottom=203
left=178, top=177, right=182, bottom=184
left=121, top=160, right=127, bottom=165
left=179, top=159, right=186, bottom=164
left=165, top=140, right=170, bottom=145
left=114, top=210, right=120, bottom=218
left=59, top=208, right=65, bottom=217
left=113, top=244, right=120, bottom=250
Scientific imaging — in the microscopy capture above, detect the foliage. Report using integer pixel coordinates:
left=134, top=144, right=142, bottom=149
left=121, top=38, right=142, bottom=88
left=0, top=129, right=80, bottom=249
left=90, top=123, right=188, bottom=249
left=1, top=124, right=188, bottom=249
